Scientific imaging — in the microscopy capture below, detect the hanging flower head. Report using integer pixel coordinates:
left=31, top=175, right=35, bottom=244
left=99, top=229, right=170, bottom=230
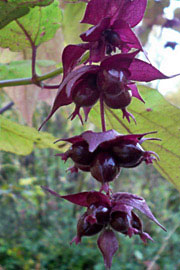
left=55, top=129, right=160, bottom=191
left=42, top=187, right=166, bottom=270
left=59, top=0, right=148, bottom=78
left=80, top=0, right=148, bottom=62
left=64, top=0, right=147, bottom=64
left=39, top=51, right=172, bottom=129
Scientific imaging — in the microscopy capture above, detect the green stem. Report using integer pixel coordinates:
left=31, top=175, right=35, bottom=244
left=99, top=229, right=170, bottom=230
left=0, top=67, right=63, bottom=88
left=0, top=51, right=89, bottom=89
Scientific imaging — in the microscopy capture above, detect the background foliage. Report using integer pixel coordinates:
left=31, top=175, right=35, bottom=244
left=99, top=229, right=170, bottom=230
left=0, top=0, right=180, bottom=269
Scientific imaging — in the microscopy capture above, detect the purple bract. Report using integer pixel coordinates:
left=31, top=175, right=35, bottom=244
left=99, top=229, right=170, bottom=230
left=81, top=0, right=147, bottom=28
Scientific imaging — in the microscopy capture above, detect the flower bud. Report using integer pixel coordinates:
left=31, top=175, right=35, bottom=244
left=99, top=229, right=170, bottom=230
left=87, top=203, right=110, bottom=225
left=72, top=74, right=99, bottom=108
left=90, top=152, right=121, bottom=183
left=110, top=211, right=130, bottom=234
left=112, top=142, right=144, bottom=168
left=97, top=69, right=126, bottom=96
left=69, top=141, right=94, bottom=166
left=77, top=212, right=103, bottom=238
left=103, top=91, right=131, bottom=109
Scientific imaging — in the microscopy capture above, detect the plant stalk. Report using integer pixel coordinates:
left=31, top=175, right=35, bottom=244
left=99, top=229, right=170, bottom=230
left=100, top=94, right=106, bottom=132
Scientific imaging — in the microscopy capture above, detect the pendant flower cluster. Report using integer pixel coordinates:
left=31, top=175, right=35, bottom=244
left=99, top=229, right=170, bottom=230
left=56, top=130, right=159, bottom=191
left=42, top=187, right=166, bottom=270
left=39, top=50, right=171, bottom=128
left=39, top=0, right=178, bottom=269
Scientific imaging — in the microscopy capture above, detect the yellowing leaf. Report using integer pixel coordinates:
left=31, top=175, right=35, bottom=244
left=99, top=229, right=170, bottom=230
left=0, top=116, right=65, bottom=155
left=0, top=0, right=54, bottom=29
left=62, top=2, right=89, bottom=44
left=0, top=0, right=62, bottom=51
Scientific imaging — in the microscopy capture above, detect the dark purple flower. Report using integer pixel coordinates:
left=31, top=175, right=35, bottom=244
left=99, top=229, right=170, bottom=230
left=39, top=51, right=173, bottom=129
left=80, top=18, right=143, bottom=62
left=63, top=1, right=147, bottom=64
left=79, top=0, right=147, bottom=62
left=55, top=129, right=160, bottom=191
left=42, top=187, right=166, bottom=270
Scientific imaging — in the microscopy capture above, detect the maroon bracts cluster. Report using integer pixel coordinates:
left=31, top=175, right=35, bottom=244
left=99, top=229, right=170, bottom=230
left=56, top=130, right=159, bottom=191
left=42, top=187, right=166, bottom=270
left=39, top=50, right=172, bottom=128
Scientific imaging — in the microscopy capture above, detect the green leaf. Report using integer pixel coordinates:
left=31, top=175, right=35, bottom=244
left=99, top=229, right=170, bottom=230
left=90, top=85, right=180, bottom=192
left=62, top=2, right=89, bottom=44
left=0, top=0, right=62, bottom=51
left=0, top=60, right=42, bottom=80
left=0, top=116, right=65, bottom=155
left=0, top=59, right=55, bottom=80
left=0, top=0, right=54, bottom=30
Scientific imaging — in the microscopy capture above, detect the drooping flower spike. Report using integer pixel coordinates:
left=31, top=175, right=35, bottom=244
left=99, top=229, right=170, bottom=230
left=42, top=187, right=166, bottom=270
left=39, top=51, right=173, bottom=130
left=55, top=129, right=160, bottom=191
left=38, top=0, right=173, bottom=269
